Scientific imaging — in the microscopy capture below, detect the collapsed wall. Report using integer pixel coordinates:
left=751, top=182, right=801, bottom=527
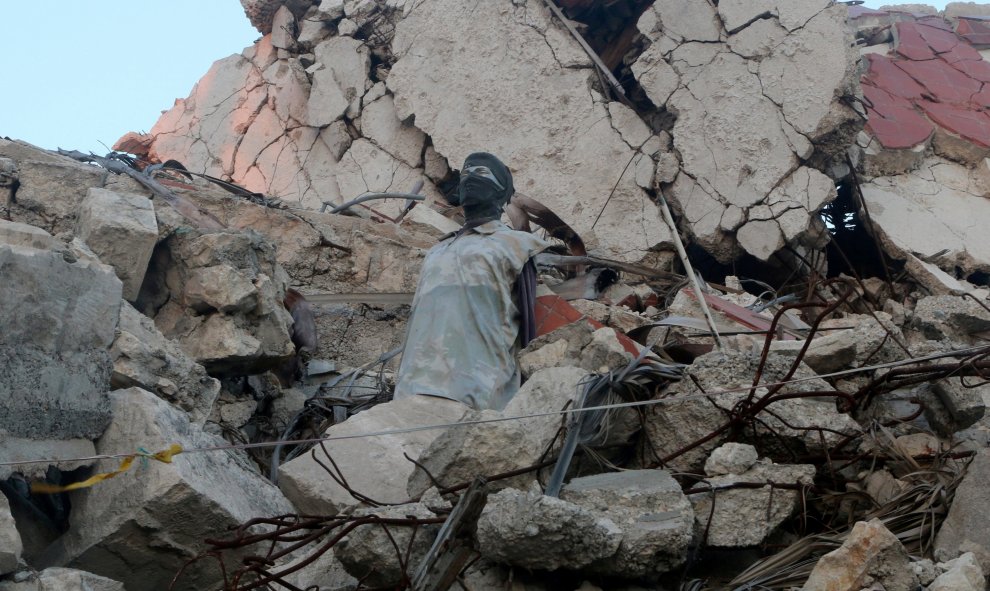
left=118, top=0, right=861, bottom=264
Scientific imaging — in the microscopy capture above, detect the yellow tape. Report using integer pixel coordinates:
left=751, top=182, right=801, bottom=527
left=30, top=444, right=183, bottom=495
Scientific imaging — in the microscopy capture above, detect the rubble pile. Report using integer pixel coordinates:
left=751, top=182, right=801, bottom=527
left=4, top=1, right=990, bottom=591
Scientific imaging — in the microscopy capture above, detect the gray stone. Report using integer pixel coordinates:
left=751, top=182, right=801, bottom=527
left=0, top=494, right=21, bottom=575
left=638, top=350, right=860, bottom=473
left=932, top=379, right=987, bottom=432
left=41, top=388, right=293, bottom=591
left=475, top=487, right=622, bottom=571
left=110, top=302, right=220, bottom=426
left=278, top=394, right=468, bottom=514
left=0, top=234, right=121, bottom=441
left=360, top=94, right=426, bottom=168
left=930, top=553, right=985, bottom=591
left=562, top=470, right=694, bottom=578
left=334, top=502, right=438, bottom=588
left=704, top=442, right=759, bottom=476
left=277, top=545, right=357, bottom=591
left=0, top=139, right=107, bottom=235
left=76, top=188, right=157, bottom=301
left=270, top=5, right=297, bottom=50
left=406, top=367, right=587, bottom=498
left=936, top=449, right=990, bottom=566
left=802, top=519, right=918, bottom=591
left=689, top=460, right=816, bottom=547
left=913, top=294, right=990, bottom=341
left=0, top=568, right=124, bottom=591
left=147, top=229, right=295, bottom=376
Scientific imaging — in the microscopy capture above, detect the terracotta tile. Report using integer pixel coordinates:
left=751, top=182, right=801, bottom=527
left=864, top=54, right=928, bottom=100
left=920, top=100, right=990, bottom=147
left=916, top=22, right=961, bottom=53
left=896, top=58, right=982, bottom=104
left=949, top=57, right=990, bottom=84
left=895, top=22, right=937, bottom=61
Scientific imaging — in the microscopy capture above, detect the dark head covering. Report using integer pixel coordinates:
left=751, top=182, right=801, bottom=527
left=448, top=152, right=514, bottom=221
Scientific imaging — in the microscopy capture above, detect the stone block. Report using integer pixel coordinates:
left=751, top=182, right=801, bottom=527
left=689, top=460, right=815, bottom=547
left=110, top=302, right=220, bottom=426
left=406, top=367, right=587, bottom=498
left=75, top=188, right=157, bottom=301
left=0, top=494, right=22, bottom=575
left=0, top=568, right=124, bottom=591
left=932, top=379, right=987, bottom=431
left=802, top=519, right=918, bottom=591
left=40, top=388, right=293, bottom=591
left=0, top=238, right=120, bottom=442
left=936, top=449, right=990, bottom=566
left=334, top=502, right=439, bottom=587
left=278, top=395, right=468, bottom=515
left=0, top=139, right=107, bottom=235
left=475, top=487, right=621, bottom=571
left=562, top=470, right=694, bottom=578
left=929, top=552, right=985, bottom=591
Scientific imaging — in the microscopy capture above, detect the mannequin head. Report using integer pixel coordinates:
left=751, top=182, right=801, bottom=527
left=449, top=152, right=514, bottom=223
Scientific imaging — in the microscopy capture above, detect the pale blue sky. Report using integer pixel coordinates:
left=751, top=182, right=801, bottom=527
left=0, top=1, right=258, bottom=155
left=0, top=1, right=961, bottom=156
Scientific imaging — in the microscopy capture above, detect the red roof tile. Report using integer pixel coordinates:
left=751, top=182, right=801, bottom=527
left=895, top=22, right=937, bottom=60
left=919, top=100, right=990, bottom=147
left=865, top=54, right=928, bottom=100
left=862, top=85, right=934, bottom=148
left=895, top=58, right=982, bottom=104
left=957, top=19, right=990, bottom=46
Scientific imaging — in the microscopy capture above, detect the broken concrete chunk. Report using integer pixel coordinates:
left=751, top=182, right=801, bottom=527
left=704, top=442, right=759, bottom=476
left=0, top=494, right=22, bottom=575
left=309, top=36, right=369, bottom=127
left=639, top=350, right=860, bottom=473
left=405, top=367, right=586, bottom=498
left=562, top=470, right=695, bottom=578
left=913, top=294, right=990, bottom=341
left=802, top=519, right=918, bottom=591
left=0, top=232, right=120, bottom=442
left=334, top=502, right=438, bottom=588
left=110, top=302, right=220, bottom=426
left=359, top=94, right=427, bottom=168
left=42, top=387, right=294, bottom=591
left=0, top=568, right=124, bottom=591
left=936, top=449, right=990, bottom=567
left=270, top=5, right=297, bottom=51
left=278, top=394, right=468, bottom=514
left=181, top=264, right=258, bottom=313
left=932, top=379, right=987, bottom=431
left=690, top=460, right=815, bottom=547
left=475, top=487, right=622, bottom=571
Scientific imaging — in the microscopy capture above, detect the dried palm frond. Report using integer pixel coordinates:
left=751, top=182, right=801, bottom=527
left=507, top=193, right=586, bottom=257
left=724, top=429, right=968, bottom=591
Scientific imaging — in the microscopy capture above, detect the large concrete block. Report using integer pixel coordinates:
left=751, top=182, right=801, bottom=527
left=278, top=394, right=468, bottom=515
left=0, top=568, right=124, bottom=591
left=110, top=302, right=220, bottom=426
left=0, top=494, right=22, bottom=575
left=40, top=388, right=294, bottom=591
left=76, top=188, right=157, bottom=301
left=0, top=235, right=121, bottom=442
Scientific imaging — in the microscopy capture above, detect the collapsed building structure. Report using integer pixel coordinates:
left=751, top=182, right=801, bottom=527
left=4, top=0, right=990, bottom=589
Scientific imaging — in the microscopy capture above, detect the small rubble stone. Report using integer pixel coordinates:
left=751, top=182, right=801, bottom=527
left=802, top=518, right=918, bottom=591
left=690, top=460, right=816, bottom=547
left=334, top=503, right=438, bottom=587
left=278, top=394, right=468, bottom=514
left=929, top=553, right=986, bottom=591
left=0, top=568, right=124, bottom=591
left=475, top=487, right=622, bottom=571
left=110, top=302, right=220, bottom=426
left=406, top=367, right=586, bottom=498
left=913, top=294, right=990, bottom=340
left=42, top=388, right=293, bottom=591
left=704, top=442, right=759, bottom=476
left=562, top=470, right=695, bottom=578
left=0, top=494, right=22, bottom=575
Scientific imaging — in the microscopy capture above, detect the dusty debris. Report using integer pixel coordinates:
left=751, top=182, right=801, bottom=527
left=802, top=518, right=918, bottom=591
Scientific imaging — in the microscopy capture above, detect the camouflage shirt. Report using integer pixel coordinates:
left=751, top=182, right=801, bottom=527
left=394, top=221, right=552, bottom=410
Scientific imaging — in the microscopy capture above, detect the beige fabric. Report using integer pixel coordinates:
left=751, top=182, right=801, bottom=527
left=394, top=221, right=551, bottom=410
